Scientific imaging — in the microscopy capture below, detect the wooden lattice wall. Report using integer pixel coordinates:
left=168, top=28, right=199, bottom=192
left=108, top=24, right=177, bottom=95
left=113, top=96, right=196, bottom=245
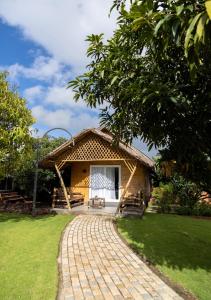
left=56, top=133, right=133, bottom=169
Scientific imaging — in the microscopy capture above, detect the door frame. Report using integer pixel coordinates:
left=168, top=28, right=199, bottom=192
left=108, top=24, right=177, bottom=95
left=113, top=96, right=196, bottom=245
left=89, top=165, right=121, bottom=201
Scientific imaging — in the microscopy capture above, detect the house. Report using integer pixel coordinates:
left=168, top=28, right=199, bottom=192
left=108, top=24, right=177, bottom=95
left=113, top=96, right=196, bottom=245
left=39, top=127, right=154, bottom=209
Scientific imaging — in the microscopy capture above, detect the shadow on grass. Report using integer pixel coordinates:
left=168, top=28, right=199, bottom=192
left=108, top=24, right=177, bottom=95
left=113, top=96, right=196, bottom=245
left=0, top=212, right=58, bottom=223
left=117, top=213, right=211, bottom=272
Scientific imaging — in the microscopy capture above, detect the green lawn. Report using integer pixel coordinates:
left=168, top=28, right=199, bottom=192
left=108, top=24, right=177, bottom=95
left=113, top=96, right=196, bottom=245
left=117, top=213, right=211, bottom=300
left=0, top=213, right=74, bottom=300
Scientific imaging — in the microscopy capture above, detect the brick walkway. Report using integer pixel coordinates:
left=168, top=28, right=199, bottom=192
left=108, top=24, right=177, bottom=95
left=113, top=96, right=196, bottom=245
left=58, top=215, right=183, bottom=300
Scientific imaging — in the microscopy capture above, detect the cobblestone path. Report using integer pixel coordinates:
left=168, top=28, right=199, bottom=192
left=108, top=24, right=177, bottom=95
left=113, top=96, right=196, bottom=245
left=58, top=215, right=182, bottom=300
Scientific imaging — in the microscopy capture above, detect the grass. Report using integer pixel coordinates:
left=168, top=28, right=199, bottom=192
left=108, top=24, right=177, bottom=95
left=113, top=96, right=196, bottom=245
left=117, top=213, right=211, bottom=300
left=0, top=212, right=74, bottom=300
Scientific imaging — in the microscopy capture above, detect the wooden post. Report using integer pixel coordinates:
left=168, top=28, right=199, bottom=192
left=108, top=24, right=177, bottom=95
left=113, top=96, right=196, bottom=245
left=115, top=162, right=137, bottom=215
left=55, top=163, right=71, bottom=210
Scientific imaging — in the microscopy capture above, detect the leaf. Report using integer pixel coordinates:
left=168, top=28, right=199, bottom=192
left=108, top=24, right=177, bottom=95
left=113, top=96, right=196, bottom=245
left=170, top=97, right=177, bottom=104
left=148, top=143, right=153, bottom=151
left=184, top=12, right=203, bottom=56
left=101, top=70, right=104, bottom=79
left=176, top=5, right=184, bottom=16
left=186, top=5, right=194, bottom=12
left=142, top=93, right=155, bottom=104
left=196, top=13, right=207, bottom=43
left=154, top=15, right=172, bottom=36
left=172, top=19, right=180, bottom=39
left=205, top=1, right=211, bottom=20
left=111, top=75, right=118, bottom=85
left=133, top=16, right=146, bottom=25
left=157, top=103, right=161, bottom=112
left=132, top=17, right=147, bottom=31
left=109, top=3, right=116, bottom=15
left=118, top=78, right=126, bottom=86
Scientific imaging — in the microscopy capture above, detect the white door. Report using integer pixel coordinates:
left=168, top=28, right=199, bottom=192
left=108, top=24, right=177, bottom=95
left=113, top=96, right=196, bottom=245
left=90, top=166, right=120, bottom=202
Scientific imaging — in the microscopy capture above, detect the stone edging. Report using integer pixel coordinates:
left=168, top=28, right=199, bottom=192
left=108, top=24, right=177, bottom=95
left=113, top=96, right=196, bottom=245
left=112, top=217, right=197, bottom=300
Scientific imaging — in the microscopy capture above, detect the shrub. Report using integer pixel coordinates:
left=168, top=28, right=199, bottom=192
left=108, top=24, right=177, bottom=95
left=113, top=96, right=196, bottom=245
left=175, top=206, right=193, bottom=215
left=152, top=175, right=209, bottom=216
left=171, top=175, right=201, bottom=210
left=192, top=202, right=211, bottom=217
left=152, top=183, right=175, bottom=213
left=175, top=202, right=211, bottom=217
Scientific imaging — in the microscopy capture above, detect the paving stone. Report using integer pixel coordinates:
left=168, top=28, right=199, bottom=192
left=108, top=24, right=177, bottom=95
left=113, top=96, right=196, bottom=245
left=58, top=215, right=183, bottom=300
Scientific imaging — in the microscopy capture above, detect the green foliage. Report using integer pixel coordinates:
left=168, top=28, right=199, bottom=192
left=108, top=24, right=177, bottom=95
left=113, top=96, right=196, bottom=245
left=0, top=72, right=34, bottom=183
left=176, top=200, right=211, bottom=216
left=151, top=155, right=172, bottom=187
left=69, top=0, right=211, bottom=190
left=14, top=136, right=66, bottom=199
left=206, top=1, right=211, bottom=19
left=112, top=0, right=211, bottom=76
left=175, top=206, right=194, bottom=216
left=171, top=175, right=201, bottom=209
left=152, top=183, right=175, bottom=213
left=174, top=202, right=211, bottom=217
left=153, top=174, right=207, bottom=215
left=193, top=201, right=211, bottom=216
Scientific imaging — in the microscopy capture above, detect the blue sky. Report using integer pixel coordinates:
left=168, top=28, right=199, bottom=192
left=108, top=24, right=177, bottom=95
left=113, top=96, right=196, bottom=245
left=0, top=0, right=157, bottom=158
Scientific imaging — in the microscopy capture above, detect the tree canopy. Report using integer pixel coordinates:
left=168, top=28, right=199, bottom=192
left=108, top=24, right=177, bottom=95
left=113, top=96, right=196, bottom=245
left=14, top=136, right=67, bottom=200
left=69, top=0, right=211, bottom=190
left=0, top=72, right=34, bottom=182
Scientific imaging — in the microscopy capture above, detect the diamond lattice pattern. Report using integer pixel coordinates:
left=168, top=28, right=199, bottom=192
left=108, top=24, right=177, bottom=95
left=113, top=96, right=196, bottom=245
left=57, top=133, right=131, bottom=163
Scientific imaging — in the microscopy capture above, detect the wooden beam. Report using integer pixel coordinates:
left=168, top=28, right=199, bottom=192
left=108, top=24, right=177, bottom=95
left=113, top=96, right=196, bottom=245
left=54, top=163, right=71, bottom=210
left=122, top=162, right=137, bottom=198
left=57, top=160, right=67, bottom=170
left=58, top=159, right=136, bottom=162
left=123, top=159, right=134, bottom=173
left=115, top=162, right=137, bottom=215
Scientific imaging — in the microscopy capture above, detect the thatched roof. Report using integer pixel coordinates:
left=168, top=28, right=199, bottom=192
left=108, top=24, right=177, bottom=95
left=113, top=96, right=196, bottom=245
left=39, top=127, right=154, bottom=169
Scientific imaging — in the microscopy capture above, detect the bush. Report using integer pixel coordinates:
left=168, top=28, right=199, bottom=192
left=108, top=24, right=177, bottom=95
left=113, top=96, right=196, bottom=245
left=175, top=206, right=193, bottom=215
left=192, top=202, right=211, bottom=217
left=152, top=175, right=211, bottom=216
left=171, top=175, right=201, bottom=210
left=152, top=183, right=175, bottom=213
left=175, top=202, right=211, bottom=217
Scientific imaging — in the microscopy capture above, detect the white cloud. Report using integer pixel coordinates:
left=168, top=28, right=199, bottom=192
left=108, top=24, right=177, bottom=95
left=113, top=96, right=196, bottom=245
left=0, top=0, right=117, bottom=139
left=0, top=1, right=156, bottom=157
left=3, top=56, right=70, bottom=83
left=45, top=85, right=92, bottom=110
left=23, top=85, right=44, bottom=104
left=45, top=85, right=74, bottom=106
left=31, top=104, right=157, bottom=157
left=32, top=105, right=72, bottom=128
left=31, top=105, right=99, bottom=134
left=0, top=0, right=117, bottom=73
left=22, top=80, right=93, bottom=110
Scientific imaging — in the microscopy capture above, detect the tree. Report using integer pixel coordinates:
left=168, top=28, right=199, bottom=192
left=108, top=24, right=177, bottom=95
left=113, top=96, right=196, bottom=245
left=0, top=72, right=34, bottom=188
left=14, top=136, right=67, bottom=202
left=69, top=0, right=211, bottom=190
left=111, top=0, right=211, bottom=77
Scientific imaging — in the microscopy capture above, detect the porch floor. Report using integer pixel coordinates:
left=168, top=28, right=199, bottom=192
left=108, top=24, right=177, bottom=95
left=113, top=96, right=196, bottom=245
left=52, top=202, right=119, bottom=216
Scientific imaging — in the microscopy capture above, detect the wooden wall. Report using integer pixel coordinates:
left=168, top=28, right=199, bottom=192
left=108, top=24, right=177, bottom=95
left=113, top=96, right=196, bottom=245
left=69, top=160, right=150, bottom=202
